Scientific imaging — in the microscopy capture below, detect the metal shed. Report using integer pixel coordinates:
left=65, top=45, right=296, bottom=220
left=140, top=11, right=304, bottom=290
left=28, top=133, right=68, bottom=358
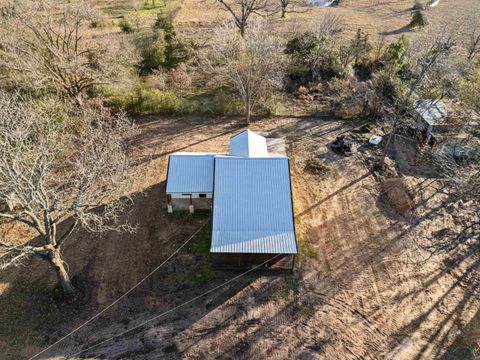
left=164, top=130, right=298, bottom=270
left=414, top=99, right=449, bottom=143
left=211, top=156, right=297, bottom=270
left=229, top=129, right=269, bottom=158
left=166, top=153, right=216, bottom=212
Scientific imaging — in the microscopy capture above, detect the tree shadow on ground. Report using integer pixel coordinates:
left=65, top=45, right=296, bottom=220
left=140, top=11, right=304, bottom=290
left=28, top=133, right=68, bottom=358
left=128, top=115, right=243, bottom=167
left=386, top=254, right=480, bottom=360
left=0, top=181, right=264, bottom=359
left=444, top=307, right=480, bottom=360
left=381, top=27, right=412, bottom=36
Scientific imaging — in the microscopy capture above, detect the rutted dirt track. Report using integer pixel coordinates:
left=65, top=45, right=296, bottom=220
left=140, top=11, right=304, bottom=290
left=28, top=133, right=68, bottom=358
left=1, top=116, right=479, bottom=359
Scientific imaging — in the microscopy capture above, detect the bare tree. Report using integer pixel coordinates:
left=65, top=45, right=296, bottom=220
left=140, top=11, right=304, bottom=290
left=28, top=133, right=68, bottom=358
left=201, top=20, right=285, bottom=125
left=467, top=26, right=480, bottom=62
left=278, top=0, right=306, bottom=18
left=0, top=1, right=131, bottom=106
left=379, top=32, right=457, bottom=164
left=216, top=0, right=272, bottom=37
left=310, top=13, right=343, bottom=38
left=0, top=92, right=134, bottom=296
left=425, top=134, right=480, bottom=256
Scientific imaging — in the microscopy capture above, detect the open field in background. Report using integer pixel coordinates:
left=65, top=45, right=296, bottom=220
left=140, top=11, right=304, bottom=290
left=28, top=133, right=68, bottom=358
left=175, top=0, right=480, bottom=40
left=0, top=115, right=478, bottom=359
left=89, top=0, right=480, bottom=42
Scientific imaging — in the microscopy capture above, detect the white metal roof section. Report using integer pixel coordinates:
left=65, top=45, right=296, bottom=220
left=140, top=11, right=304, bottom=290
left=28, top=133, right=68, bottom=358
left=166, top=153, right=215, bottom=193
left=211, top=156, right=297, bottom=254
left=414, top=99, right=448, bottom=125
left=229, top=129, right=269, bottom=157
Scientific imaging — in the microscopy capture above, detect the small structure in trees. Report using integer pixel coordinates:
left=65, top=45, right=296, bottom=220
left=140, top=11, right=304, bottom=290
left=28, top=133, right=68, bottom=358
left=166, top=130, right=297, bottom=270
left=414, top=99, right=480, bottom=144
left=414, top=99, right=449, bottom=143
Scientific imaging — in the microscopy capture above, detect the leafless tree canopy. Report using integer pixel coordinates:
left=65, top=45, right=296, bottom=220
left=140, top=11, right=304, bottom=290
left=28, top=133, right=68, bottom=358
left=0, top=0, right=134, bottom=105
left=379, top=31, right=458, bottom=163
left=201, top=20, right=285, bottom=124
left=277, top=0, right=306, bottom=18
left=467, top=26, right=480, bottom=62
left=309, top=13, right=343, bottom=38
left=216, top=0, right=274, bottom=36
left=0, top=92, right=134, bottom=295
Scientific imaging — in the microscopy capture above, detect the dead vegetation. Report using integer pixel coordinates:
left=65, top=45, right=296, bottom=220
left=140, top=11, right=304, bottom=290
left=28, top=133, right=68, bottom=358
left=0, top=0, right=479, bottom=359
left=0, top=115, right=475, bottom=359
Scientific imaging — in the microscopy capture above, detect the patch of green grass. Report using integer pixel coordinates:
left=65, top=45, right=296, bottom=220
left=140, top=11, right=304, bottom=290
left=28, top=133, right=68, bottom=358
left=449, top=340, right=478, bottom=359
left=298, top=234, right=318, bottom=259
left=294, top=234, right=318, bottom=270
left=101, top=0, right=178, bottom=19
left=192, top=223, right=212, bottom=255
left=186, top=88, right=244, bottom=116
left=187, top=268, right=212, bottom=284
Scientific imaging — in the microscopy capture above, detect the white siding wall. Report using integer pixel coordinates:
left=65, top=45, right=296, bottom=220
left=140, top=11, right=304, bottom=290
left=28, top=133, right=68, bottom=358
left=168, top=193, right=212, bottom=199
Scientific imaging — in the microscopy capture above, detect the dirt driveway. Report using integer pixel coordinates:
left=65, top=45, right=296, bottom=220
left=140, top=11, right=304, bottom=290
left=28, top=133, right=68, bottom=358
left=1, top=115, right=478, bottom=359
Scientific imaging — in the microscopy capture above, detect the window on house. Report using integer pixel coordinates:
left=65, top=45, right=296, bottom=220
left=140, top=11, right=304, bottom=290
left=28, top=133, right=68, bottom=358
left=199, top=194, right=207, bottom=198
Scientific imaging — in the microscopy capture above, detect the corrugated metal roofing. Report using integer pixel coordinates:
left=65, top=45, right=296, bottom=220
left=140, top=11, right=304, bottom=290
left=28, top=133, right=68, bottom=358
left=166, top=153, right=215, bottom=193
left=414, top=99, right=448, bottom=125
left=211, top=157, right=297, bottom=254
left=229, top=130, right=269, bottom=157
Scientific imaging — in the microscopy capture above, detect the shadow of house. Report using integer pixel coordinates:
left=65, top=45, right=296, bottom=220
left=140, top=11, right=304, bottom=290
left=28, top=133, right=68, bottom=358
left=0, top=181, right=265, bottom=359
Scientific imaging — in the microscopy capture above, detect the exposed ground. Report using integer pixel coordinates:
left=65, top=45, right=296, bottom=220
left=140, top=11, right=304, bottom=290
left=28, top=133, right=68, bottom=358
left=1, top=1, right=480, bottom=359
left=0, top=114, right=478, bottom=359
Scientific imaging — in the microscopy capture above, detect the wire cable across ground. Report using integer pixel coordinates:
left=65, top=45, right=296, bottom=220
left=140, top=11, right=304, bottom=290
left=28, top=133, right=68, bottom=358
left=67, top=254, right=281, bottom=359
left=28, top=220, right=210, bottom=360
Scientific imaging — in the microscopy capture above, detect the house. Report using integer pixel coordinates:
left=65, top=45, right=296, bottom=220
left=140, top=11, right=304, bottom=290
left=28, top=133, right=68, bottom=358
left=166, top=130, right=298, bottom=270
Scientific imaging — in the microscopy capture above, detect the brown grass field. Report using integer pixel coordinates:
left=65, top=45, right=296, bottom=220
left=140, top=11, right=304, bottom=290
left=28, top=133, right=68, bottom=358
left=0, top=0, right=479, bottom=359
left=0, top=114, right=478, bottom=359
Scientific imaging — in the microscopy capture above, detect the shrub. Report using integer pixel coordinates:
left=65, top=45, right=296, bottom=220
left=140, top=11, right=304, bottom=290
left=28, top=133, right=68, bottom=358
left=133, top=86, right=186, bottom=114
left=136, top=12, right=191, bottom=75
left=210, top=90, right=243, bottom=115
left=166, top=64, right=192, bottom=91
left=460, top=67, right=480, bottom=112
left=412, top=1, right=424, bottom=10
left=137, top=35, right=166, bottom=75
left=90, top=19, right=106, bottom=29
left=285, top=32, right=338, bottom=82
left=100, top=80, right=187, bottom=115
left=373, top=69, right=408, bottom=104
left=348, top=29, right=373, bottom=65
left=385, top=36, right=409, bottom=72
left=118, top=17, right=134, bottom=33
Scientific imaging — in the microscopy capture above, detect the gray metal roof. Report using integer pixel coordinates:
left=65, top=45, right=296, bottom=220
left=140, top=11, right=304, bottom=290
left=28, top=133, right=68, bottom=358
left=229, top=130, right=269, bottom=157
left=166, top=153, right=215, bottom=193
left=414, top=99, right=448, bottom=125
left=211, top=156, right=297, bottom=254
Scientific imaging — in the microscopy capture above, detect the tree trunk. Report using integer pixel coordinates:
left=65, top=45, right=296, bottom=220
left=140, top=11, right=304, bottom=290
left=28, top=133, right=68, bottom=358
left=240, top=22, right=246, bottom=38
left=246, top=97, right=251, bottom=125
left=49, top=248, right=75, bottom=296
